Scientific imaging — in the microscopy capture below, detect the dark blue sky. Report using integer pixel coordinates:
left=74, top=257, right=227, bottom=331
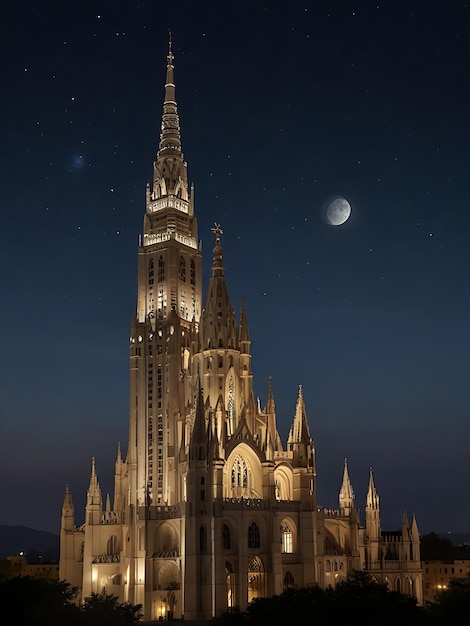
left=1, top=1, right=469, bottom=535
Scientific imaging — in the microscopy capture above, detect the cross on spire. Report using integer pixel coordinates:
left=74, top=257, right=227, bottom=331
left=211, top=223, right=223, bottom=244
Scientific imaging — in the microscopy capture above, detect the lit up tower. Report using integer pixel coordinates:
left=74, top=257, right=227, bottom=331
left=128, top=34, right=202, bottom=513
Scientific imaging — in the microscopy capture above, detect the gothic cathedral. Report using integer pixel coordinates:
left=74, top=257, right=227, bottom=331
left=59, top=40, right=423, bottom=620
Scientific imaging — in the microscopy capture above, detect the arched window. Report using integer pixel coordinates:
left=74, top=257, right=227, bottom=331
left=107, top=535, right=118, bottom=555
left=149, top=259, right=154, bottom=286
left=326, top=559, right=331, bottom=573
left=248, top=522, right=260, bottom=549
left=190, top=259, right=195, bottom=285
left=247, top=556, right=264, bottom=603
left=223, top=523, right=231, bottom=550
left=158, top=255, right=165, bottom=282
left=179, top=257, right=186, bottom=282
left=283, top=571, right=295, bottom=590
left=281, top=522, right=293, bottom=554
left=231, top=455, right=248, bottom=488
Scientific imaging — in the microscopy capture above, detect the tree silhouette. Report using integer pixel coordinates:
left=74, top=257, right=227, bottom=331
left=81, top=590, right=143, bottom=626
left=428, top=574, right=470, bottom=625
left=0, top=576, right=81, bottom=626
left=0, top=577, right=142, bottom=626
left=217, top=571, right=429, bottom=626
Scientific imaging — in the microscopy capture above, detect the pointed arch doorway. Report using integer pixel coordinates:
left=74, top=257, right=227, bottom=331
left=247, top=556, right=264, bottom=603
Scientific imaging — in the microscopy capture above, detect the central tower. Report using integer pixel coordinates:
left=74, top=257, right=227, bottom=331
left=128, top=35, right=203, bottom=511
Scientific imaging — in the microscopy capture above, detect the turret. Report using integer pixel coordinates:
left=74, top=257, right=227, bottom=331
left=238, top=297, right=250, bottom=354
left=59, top=484, right=77, bottom=586
left=287, top=385, right=313, bottom=467
left=264, top=377, right=283, bottom=456
left=411, top=513, right=420, bottom=561
left=60, top=484, right=75, bottom=532
left=365, top=468, right=380, bottom=563
left=113, top=442, right=125, bottom=513
left=402, top=511, right=410, bottom=540
left=189, top=382, right=207, bottom=462
left=85, top=457, right=102, bottom=525
left=339, top=458, right=355, bottom=516
left=286, top=386, right=316, bottom=505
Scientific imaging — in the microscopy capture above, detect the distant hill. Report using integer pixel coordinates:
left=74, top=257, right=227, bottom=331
left=0, top=525, right=59, bottom=562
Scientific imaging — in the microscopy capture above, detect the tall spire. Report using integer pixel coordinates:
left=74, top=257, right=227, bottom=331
left=200, top=224, right=237, bottom=351
left=158, top=30, right=182, bottom=157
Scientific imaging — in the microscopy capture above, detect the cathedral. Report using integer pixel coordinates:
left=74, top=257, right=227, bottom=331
left=59, top=39, right=423, bottom=620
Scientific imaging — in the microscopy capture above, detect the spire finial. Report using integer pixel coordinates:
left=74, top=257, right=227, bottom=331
left=211, top=223, right=224, bottom=275
left=167, top=30, right=174, bottom=66
left=211, top=223, right=223, bottom=244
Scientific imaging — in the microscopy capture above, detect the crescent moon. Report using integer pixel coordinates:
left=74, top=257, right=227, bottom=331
left=325, top=197, right=351, bottom=226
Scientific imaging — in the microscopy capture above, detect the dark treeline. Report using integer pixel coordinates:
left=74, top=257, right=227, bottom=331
left=1, top=570, right=468, bottom=626
left=0, top=576, right=142, bottom=626
left=217, top=571, right=470, bottom=626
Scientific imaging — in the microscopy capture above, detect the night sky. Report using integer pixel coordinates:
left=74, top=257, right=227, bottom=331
left=1, top=1, right=469, bottom=536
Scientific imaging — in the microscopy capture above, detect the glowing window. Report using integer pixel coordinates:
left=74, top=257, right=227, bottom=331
left=281, top=522, right=293, bottom=554
left=231, top=456, right=248, bottom=488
